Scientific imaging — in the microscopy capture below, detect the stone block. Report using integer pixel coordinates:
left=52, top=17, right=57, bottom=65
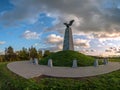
left=94, top=59, right=99, bottom=67
left=72, top=59, right=77, bottom=68
left=103, top=58, right=108, bottom=65
left=34, top=58, right=38, bottom=65
left=48, top=59, right=53, bottom=67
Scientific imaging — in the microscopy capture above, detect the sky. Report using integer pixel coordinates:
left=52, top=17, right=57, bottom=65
left=0, top=0, right=120, bottom=56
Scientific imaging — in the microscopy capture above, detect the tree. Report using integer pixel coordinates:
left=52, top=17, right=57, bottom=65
left=18, top=47, right=29, bottom=60
left=38, top=50, right=43, bottom=60
left=5, top=46, right=16, bottom=61
left=0, top=55, right=4, bottom=62
left=29, top=46, right=38, bottom=59
left=43, top=50, right=51, bottom=57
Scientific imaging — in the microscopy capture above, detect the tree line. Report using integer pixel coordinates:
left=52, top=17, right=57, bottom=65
left=0, top=46, right=51, bottom=62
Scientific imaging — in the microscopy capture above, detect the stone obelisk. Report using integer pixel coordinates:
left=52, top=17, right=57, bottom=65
left=63, top=20, right=74, bottom=51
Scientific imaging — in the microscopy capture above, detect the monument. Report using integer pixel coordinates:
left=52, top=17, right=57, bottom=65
left=63, top=20, right=74, bottom=51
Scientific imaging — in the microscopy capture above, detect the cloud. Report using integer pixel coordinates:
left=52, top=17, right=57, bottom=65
left=105, top=46, right=120, bottom=54
left=0, top=0, right=44, bottom=25
left=90, top=49, right=96, bottom=52
left=74, top=39, right=90, bottom=48
left=22, top=30, right=40, bottom=39
left=116, top=50, right=120, bottom=53
left=0, top=0, right=120, bottom=34
left=0, top=41, right=6, bottom=45
left=93, top=32, right=120, bottom=39
left=107, top=47, right=120, bottom=54
left=105, top=49, right=112, bottom=52
left=0, top=51, right=4, bottom=55
left=43, top=44, right=63, bottom=52
left=44, top=34, right=63, bottom=51
left=47, top=34, right=63, bottom=44
left=45, top=34, right=90, bottom=51
left=89, top=32, right=120, bottom=46
left=38, top=0, right=120, bottom=33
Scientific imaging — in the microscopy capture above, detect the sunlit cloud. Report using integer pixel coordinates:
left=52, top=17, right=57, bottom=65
left=45, top=34, right=63, bottom=51
left=0, top=41, right=6, bottom=45
left=47, top=34, right=63, bottom=44
left=74, top=39, right=90, bottom=48
left=22, top=30, right=40, bottom=39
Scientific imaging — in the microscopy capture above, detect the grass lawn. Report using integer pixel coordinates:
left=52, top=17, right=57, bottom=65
left=109, top=58, right=120, bottom=62
left=0, top=59, right=120, bottom=90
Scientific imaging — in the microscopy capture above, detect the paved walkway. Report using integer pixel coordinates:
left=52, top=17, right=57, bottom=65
left=7, top=61, right=120, bottom=79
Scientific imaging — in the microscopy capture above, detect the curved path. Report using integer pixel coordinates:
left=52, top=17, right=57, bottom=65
left=7, top=61, right=120, bottom=79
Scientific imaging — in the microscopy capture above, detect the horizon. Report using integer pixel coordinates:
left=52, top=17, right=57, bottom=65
left=1, top=0, right=120, bottom=56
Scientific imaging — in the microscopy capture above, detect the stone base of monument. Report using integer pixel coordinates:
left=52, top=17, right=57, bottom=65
left=72, top=59, right=77, bottom=68
left=94, top=59, right=99, bottom=67
left=48, top=59, right=53, bottom=67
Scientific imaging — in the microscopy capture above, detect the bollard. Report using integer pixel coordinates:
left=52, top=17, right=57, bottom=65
left=34, top=58, right=38, bottom=65
left=94, top=59, right=98, bottom=67
left=48, top=59, right=53, bottom=67
left=72, top=59, right=77, bottom=68
left=103, top=58, right=107, bottom=65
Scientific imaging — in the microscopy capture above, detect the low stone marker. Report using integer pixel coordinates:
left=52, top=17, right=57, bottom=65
left=72, top=59, right=77, bottom=68
left=48, top=59, right=53, bottom=67
left=103, top=58, right=108, bottom=65
left=94, top=59, right=99, bottom=67
left=34, top=58, right=38, bottom=65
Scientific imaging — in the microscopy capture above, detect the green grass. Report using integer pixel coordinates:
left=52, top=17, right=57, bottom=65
left=0, top=62, right=44, bottom=90
left=109, top=58, right=120, bottom=62
left=0, top=59, right=120, bottom=90
left=39, top=50, right=100, bottom=67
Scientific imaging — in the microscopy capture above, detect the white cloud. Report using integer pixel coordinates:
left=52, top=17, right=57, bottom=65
left=89, top=32, right=120, bottom=47
left=46, top=34, right=91, bottom=51
left=47, top=34, right=63, bottom=44
left=22, top=30, right=40, bottom=39
left=0, top=51, right=4, bottom=55
left=0, top=41, right=6, bottom=45
left=74, top=39, right=90, bottom=48
left=93, top=32, right=120, bottom=39
left=44, top=34, right=63, bottom=51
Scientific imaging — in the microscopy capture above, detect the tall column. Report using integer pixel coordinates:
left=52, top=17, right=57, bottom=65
left=63, top=27, right=74, bottom=51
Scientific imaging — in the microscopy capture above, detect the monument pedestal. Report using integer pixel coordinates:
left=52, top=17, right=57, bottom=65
left=63, top=27, right=74, bottom=51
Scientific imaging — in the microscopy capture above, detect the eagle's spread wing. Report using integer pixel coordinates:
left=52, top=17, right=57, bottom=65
left=69, top=20, right=74, bottom=26
left=64, top=23, right=69, bottom=27
left=64, top=23, right=67, bottom=26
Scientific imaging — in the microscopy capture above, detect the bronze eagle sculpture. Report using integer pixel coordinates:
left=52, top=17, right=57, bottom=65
left=64, top=20, right=74, bottom=28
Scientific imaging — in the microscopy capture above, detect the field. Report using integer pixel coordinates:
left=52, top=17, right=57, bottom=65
left=0, top=59, right=120, bottom=90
